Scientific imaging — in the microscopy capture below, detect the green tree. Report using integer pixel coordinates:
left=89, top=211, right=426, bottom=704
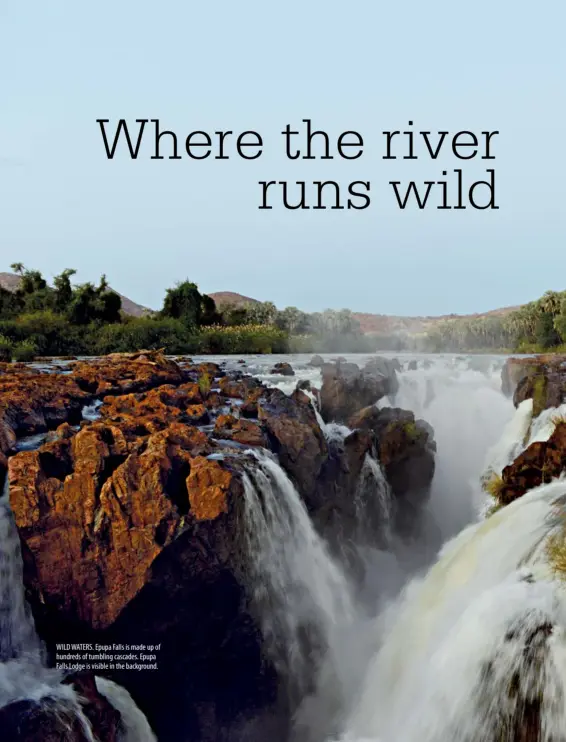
left=161, top=280, right=204, bottom=328
left=53, top=268, right=77, bottom=312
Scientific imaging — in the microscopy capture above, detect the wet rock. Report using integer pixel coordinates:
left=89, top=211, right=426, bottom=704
left=258, top=388, right=328, bottom=499
left=270, top=362, right=294, bottom=377
left=213, top=414, right=268, bottom=447
left=240, top=387, right=264, bottom=419
left=320, top=362, right=392, bottom=423
left=348, top=406, right=436, bottom=510
left=218, top=377, right=247, bottom=399
left=502, top=355, right=566, bottom=401
left=513, top=369, right=566, bottom=418
left=348, top=405, right=382, bottom=431
left=71, top=350, right=185, bottom=396
left=0, top=364, right=89, bottom=457
left=64, top=672, right=122, bottom=741
left=408, top=360, right=418, bottom=370
left=0, top=673, right=121, bottom=742
left=308, top=355, right=325, bottom=367
left=499, top=421, right=566, bottom=505
left=363, top=357, right=400, bottom=395
left=313, top=429, right=374, bottom=529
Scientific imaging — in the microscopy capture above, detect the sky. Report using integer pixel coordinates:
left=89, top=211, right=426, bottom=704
left=1, top=0, right=565, bottom=316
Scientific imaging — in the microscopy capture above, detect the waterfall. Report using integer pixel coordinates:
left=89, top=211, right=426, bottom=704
left=355, top=454, right=393, bottom=545
left=337, top=478, right=566, bottom=742
left=242, top=450, right=354, bottom=697
left=383, top=359, right=515, bottom=542
left=0, top=480, right=42, bottom=663
left=96, top=677, right=157, bottom=742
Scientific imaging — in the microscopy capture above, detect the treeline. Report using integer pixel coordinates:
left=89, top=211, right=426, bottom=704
left=0, top=264, right=374, bottom=358
left=422, top=290, right=566, bottom=353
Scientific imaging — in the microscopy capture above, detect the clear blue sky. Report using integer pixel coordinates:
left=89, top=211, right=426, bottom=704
left=1, top=1, right=565, bottom=315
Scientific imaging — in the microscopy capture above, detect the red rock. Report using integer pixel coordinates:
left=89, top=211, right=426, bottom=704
left=0, top=365, right=89, bottom=455
left=9, top=422, right=220, bottom=628
left=187, top=456, right=233, bottom=521
left=499, top=421, right=566, bottom=504
left=71, top=350, right=185, bottom=396
left=213, top=414, right=267, bottom=447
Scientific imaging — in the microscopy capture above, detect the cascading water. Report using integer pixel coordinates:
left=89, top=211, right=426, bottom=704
left=0, top=480, right=42, bottom=663
left=242, top=450, right=354, bottom=694
left=382, top=358, right=515, bottom=542
left=242, top=353, right=566, bottom=742
left=337, top=478, right=566, bottom=742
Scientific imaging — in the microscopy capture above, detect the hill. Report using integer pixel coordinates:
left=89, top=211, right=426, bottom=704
left=353, top=306, right=520, bottom=335
left=207, top=292, right=260, bottom=308
left=0, top=273, right=519, bottom=333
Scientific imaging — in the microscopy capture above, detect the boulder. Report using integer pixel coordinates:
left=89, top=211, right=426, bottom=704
left=308, top=355, right=325, bottom=367
left=348, top=405, right=436, bottom=516
left=363, top=357, right=400, bottom=395
left=498, top=421, right=566, bottom=505
left=270, top=362, right=294, bottom=377
left=213, top=414, right=268, bottom=448
left=0, top=672, right=121, bottom=742
left=258, top=388, right=328, bottom=500
left=320, top=362, right=392, bottom=423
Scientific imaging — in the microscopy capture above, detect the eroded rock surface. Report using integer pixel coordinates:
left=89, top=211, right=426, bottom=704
left=320, top=358, right=398, bottom=423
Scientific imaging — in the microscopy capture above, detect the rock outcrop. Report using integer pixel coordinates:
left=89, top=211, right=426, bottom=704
left=498, top=421, right=566, bottom=505
left=258, top=388, right=328, bottom=501
left=502, top=356, right=566, bottom=416
left=71, top=350, right=186, bottom=396
left=320, top=359, right=398, bottom=423
left=347, top=404, right=436, bottom=529
left=0, top=363, right=90, bottom=457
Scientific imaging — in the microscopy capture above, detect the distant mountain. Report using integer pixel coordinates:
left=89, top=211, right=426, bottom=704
left=352, top=306, right=520, bottom=335
left=0, top=272, right=150, bottom=318
left=208, top=292, right=260, bottom=308
left=0, top=272, right=520, bottom=333
left=0, top=272, right=21, bottom=292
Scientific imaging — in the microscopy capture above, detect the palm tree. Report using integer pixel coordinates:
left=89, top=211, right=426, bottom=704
left=10, top=262, right=24, bottom=275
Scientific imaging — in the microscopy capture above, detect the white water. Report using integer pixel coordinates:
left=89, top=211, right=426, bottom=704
left=242, top=450, right=354, bottom=699
left=96, top=677, right=157, bottom=742
left=384, top=360, right=515, bottom=541
left=339, top=478, right=566, bottom=742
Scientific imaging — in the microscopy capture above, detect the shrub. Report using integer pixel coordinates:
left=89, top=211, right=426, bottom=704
left=198, top=325, right=288, bottom=354
left=483, top=471, right=505, bottom=501
left=0, top=334, right=12, bottom=362
left=0, top=311, right=83, bottom=356
left=198, top=372, right=212, bottom=398
left=92, top=317, right=199, bottom=355
left=12, top=340, right=37, bottom=362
